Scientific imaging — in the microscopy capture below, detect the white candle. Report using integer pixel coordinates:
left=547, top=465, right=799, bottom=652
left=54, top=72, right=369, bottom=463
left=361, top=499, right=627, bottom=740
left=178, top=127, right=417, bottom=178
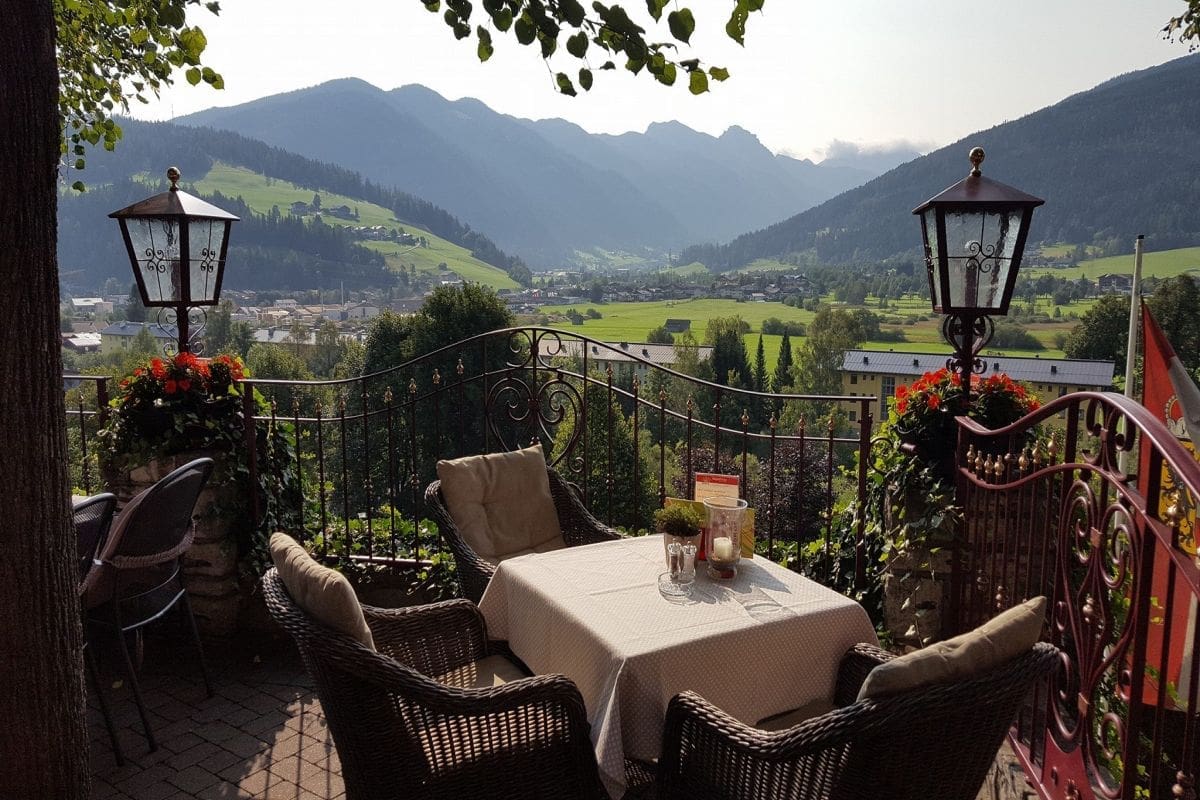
left=712, top=537, right=735, bottom=561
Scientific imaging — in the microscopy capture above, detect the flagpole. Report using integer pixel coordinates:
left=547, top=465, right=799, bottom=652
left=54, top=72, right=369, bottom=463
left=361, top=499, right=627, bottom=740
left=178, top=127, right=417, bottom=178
left=1119, top=235, right=1144, bottom=475
left=1125, top=234, right=1145, bottom=400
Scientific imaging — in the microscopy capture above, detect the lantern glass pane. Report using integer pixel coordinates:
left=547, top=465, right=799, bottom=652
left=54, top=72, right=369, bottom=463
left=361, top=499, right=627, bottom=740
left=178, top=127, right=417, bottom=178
left=187, top=220, right=227, bottom=304
left=126, top=218, right=183, bottom=304
left=943, top=209, right=1021, bottom=311
left=921, top=209, right=942, bottom=309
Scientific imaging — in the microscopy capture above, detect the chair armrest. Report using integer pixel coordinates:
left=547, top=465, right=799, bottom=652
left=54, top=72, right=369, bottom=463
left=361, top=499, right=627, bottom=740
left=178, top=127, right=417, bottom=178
left=834, top=643, right=895, bottom=706
left=363, top=599, right=489, bottom=676
left=424, top=480, right=497, bottom=603
left=547, top=469, right=622, bottom=545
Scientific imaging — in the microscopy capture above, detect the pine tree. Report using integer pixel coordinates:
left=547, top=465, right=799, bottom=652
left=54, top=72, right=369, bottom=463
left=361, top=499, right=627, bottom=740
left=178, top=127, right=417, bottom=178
left=773, top=330, right=794, bottom=392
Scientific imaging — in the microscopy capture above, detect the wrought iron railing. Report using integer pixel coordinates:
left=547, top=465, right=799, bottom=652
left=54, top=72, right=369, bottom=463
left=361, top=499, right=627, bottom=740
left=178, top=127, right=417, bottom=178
left=951, top=391, right=1200, bottom=800
left=239, top=328, right=875, bottom=582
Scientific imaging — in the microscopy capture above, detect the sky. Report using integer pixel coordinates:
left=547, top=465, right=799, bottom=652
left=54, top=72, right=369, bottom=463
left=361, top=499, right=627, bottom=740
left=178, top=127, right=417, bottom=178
left=132, top=0, right=1192, bottom=162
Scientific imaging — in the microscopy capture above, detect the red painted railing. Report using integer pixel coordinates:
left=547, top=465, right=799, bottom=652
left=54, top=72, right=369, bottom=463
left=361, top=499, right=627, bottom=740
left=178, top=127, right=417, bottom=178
left=952, top=391, right=1200, bottom=800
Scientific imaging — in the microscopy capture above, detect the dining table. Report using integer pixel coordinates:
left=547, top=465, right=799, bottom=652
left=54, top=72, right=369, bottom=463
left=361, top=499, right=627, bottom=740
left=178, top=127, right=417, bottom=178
left=477, top=535, right=879, bottom=798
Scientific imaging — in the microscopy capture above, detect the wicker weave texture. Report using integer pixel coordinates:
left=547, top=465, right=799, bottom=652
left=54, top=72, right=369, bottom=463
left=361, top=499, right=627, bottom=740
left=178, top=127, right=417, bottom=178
left=425, top=466, right=620, bottom=603
left=261, top=569, right=608, bottom=800
left=658, top=641, right=1060, bottom=800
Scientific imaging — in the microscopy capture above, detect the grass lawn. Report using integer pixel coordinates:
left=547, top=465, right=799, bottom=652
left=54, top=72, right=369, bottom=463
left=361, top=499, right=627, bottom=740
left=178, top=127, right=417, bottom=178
left=1025, top=246, right=1200, bottom=280
left=193, top=162, right=517, bottom=290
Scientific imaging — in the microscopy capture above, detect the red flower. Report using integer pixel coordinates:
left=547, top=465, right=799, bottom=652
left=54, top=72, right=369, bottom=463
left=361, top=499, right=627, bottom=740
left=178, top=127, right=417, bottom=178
left=150, top=358, right=166, bottom=380
left=179, top=379, right=192, bottom=392
left=164, top=379, right=178, bottom=394
left=897, top=398, right=908, bottom=415
left=896, top=385, right=908, bottom=399
left=927, top=393, right=941, bottom=410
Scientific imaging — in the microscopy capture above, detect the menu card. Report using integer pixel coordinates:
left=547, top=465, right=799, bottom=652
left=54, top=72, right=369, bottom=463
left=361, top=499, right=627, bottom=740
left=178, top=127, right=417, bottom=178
left=663, top=473, right=754, bottom=558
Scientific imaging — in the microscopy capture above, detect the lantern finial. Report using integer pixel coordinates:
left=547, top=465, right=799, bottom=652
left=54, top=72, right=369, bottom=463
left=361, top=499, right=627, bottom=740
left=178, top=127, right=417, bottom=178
left=968, top=147, right=985, bottom=177
left=167, top=166, right=181, bottom=190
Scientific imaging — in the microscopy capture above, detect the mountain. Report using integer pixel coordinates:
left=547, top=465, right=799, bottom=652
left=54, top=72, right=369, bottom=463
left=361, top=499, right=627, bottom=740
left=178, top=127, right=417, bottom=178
left=176, top=80, right=883, bottom=266
left=681, top=54, right=1200, bottom=271
left=58, top=118, right=526, bottom=293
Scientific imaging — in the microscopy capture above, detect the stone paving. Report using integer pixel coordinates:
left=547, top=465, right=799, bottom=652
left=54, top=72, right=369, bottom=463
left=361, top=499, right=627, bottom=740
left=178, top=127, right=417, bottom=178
left=88, top=627, right=344, bottom=800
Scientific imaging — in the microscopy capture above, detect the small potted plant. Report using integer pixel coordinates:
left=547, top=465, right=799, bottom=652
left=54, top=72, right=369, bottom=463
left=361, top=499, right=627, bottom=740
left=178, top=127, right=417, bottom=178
left=655, top=502, right=704, bottom=565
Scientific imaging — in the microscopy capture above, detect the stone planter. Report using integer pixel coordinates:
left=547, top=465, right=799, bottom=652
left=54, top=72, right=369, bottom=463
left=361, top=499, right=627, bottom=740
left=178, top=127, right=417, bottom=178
left=106, top=450, right=243, bottom=637
left=881, top=487, right=957, bottom=648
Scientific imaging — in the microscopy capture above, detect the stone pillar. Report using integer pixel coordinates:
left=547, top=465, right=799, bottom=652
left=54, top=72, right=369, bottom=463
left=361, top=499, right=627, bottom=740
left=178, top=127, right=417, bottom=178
left=106, top=451, right=242, bottom=636
left=882, top=547, right=953, bottom=649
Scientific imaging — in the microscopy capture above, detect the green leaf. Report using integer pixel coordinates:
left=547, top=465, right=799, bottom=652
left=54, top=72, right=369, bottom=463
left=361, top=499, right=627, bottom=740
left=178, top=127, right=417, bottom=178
left=744, top=0, right=764, bottom=10
left=422, top=0, right=440, bottom=9
left=539, top=31, right=557, bottom=58
left=560, top=0, right=586, bottom=27
left=185, top=67, right=201, bottom=86
left=555, top=72, right=577, bottom=96
left=72, top=181, right=86, bottom=192
left=515, top=14, right=536, bottom=44
left=74, top=158, right=86, bottom=170
left=667, top=9, right=695, bottom=43
left=579, top=67, right=593, bottom=90
left=688, top=69, right=708, bottom=94
left=566, top=31, right=589, bottom=57
left=726, top=4, right=749, bottom=44
left=599, top=60, right=616, bottom=70
left=477, top=26, right=494, bottom=61
left=493, top=6, right=513, bottom=30
left=645, top=0, right=668, bottom=21
left=709, top=66, right=730, bottom=81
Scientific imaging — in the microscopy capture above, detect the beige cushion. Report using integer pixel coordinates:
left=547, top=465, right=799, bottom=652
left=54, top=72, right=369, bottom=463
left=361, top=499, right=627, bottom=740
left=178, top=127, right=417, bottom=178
left=436, top=443, right=564, bottom=563
left=755, top=698, right=835, bottom=731
left=434, top=654, right=527, bottom=689
left=269, top=532, right=375, bottom=651
left=857, top=596, right=1047, bottom=701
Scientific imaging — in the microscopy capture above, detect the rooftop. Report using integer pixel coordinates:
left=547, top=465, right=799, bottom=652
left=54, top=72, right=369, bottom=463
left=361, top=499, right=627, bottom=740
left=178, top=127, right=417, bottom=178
left=840, top=349, right=1116, bottom=386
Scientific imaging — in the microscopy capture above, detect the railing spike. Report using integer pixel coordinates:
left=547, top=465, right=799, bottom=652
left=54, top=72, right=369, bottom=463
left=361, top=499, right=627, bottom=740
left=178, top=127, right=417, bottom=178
left=659, top=388, right=668, bottom=403
left=769, top=414, right=777, bottom=430
left=741, top=408, right=750, bottom=426
left=384, top=387, right=393, bottom=404
left=408, top=378, right=417, bottom=395
left=1019, top=448, right=1030, bottom=472
left=433, top=369, right=441, bottom=386
left=456, top=357, right=465, bottom=376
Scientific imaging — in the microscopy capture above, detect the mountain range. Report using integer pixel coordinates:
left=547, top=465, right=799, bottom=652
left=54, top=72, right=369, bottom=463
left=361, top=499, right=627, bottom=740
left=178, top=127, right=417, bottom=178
left=177, top=80, right=909, bottom=265
left=681, top=54, right=1200, bottom=270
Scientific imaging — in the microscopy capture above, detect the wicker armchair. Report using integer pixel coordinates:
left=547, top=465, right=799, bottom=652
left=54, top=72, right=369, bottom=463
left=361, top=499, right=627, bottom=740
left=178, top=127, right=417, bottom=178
left=261, top=568, right=608, bottom=800
left=658, top=641, right=1060, bottom=800
left=425, top=466, right=620, bottom=603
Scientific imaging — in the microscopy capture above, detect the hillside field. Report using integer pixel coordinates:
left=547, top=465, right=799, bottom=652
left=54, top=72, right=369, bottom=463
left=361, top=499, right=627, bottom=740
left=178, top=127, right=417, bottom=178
left=1026, top=246, right=1200, bottom=280
left=193, top=163, right=518, bottom=290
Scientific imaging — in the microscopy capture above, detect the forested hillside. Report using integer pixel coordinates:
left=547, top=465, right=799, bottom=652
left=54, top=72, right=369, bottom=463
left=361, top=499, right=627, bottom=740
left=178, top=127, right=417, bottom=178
left=68, top=118, right=531, bottom=286
left=682, top=54, right=1200, bottom=271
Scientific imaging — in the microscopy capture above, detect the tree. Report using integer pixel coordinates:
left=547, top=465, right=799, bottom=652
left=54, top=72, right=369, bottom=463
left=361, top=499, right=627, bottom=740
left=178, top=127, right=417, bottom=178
left=204, top=299, right=235, bottom=354
left=646, top=324, right=674, bottom=344
left=308, top=319, right=346, bottom=377
left=753, top=335, right=767, bottom=394
left=773, top=329, right=794, bottom=392
left=704, top=316, right=751, bottom=388
left=794, top=307, right=867, bottom=395
left=407, top=283, right=514, bottom=362
left=58, top=0, right=223, bottom=186
left=1064, top=294, right=1130, bottom=373
left=125, top=282, right=147, bottom=322
left=1148, top=275, right=1200, bottom=368
left=2, top=4, right=90, bottom=795
left=229, top=321, right=255, bottom=358
left=430, top=1, right=763, bottom=98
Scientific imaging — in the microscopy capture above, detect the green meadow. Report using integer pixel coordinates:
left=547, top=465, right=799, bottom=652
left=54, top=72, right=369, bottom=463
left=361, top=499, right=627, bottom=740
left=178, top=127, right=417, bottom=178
left=193, top=162, right=518, bottom=290
left=1027, top=246, right=1200, bottom=280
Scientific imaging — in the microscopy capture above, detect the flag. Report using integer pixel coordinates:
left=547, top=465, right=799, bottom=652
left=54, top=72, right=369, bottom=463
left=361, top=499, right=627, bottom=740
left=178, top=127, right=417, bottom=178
left=1139, top=301, right=1200, bottom=708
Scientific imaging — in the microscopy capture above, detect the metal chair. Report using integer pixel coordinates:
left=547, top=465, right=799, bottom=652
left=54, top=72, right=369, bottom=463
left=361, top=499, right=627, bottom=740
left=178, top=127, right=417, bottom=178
left=658, top=641, right=1060, bottom=800
left=425, top=466, right=619, bottom=603
left=74, top=492, right=123, bottom=765
left=83, top=457, right=215, bottom=752
left=261, top=567, right=608, bottom=800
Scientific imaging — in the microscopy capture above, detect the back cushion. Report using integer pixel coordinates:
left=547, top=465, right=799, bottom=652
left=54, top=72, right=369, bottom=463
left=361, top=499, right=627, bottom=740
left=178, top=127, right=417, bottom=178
left=269, top=532, right=375, bottom=651
left=857, top=596, right=1047, bottom=700
left=436, top=443, right=564, bottom=562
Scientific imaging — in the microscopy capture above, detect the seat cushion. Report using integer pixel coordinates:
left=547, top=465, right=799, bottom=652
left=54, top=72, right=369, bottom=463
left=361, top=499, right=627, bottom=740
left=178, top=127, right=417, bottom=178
left=434, top=654, right=527, bottom=689
left=857, top=596, right=1046, bottom=701
left=755, top=698, right=836, bottom=731
left=435, top=443, right=564, bottom=562
left=269, top=532, right=375, bottom=651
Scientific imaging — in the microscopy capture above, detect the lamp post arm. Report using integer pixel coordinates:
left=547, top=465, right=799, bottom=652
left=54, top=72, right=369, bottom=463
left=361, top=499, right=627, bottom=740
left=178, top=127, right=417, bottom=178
left=941, top=313, right=995, bottom=406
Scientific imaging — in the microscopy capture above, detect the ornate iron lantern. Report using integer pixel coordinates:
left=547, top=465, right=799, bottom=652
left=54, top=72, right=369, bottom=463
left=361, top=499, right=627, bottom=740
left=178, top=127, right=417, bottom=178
left=913, top=148, right=1043, bottom=400
left=109, top=167, right=239, bottom=353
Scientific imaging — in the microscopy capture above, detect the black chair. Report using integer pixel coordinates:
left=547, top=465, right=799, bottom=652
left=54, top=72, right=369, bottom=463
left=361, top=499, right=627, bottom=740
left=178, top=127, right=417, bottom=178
left=74, top=493, right=122, bottom=765
left=83, top=458, right=215, bottom=752
left=262, top=567, right=608, bottom=800
left=658, top=641, right=1060, bottom=800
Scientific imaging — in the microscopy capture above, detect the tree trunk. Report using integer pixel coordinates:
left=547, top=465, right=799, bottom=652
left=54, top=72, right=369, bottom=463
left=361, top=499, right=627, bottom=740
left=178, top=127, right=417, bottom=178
left=0, top=4, right=90, bottom=797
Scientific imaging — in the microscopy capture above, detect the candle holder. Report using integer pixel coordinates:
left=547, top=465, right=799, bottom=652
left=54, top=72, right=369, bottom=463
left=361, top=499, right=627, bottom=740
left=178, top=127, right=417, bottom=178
left=703, top=497, right=747, bottom=580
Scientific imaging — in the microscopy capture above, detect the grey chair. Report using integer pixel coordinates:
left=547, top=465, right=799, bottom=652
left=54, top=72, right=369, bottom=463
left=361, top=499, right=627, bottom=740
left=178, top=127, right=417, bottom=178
left=83, top=457, right=215, bottom=752
left=74, top=492, right=122, bottom=764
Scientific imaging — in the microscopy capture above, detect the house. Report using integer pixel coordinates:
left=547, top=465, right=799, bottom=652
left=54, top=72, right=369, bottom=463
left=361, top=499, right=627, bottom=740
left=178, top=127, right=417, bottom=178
left=62, top=332, right=101, bottom=352
left=1097, top=273, right=1133, bottom=293
left=839, top=349, right=1116, bottom=427
left=71, top=297, right=114, bottom=316
left=537, top=339, right=713, bottom=381
left=98, top=321, right=176, bottom=355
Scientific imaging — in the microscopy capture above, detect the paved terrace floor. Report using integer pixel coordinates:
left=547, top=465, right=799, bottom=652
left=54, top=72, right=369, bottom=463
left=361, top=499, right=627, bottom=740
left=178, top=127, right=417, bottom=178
left=89, top=627, right=343, bottom=800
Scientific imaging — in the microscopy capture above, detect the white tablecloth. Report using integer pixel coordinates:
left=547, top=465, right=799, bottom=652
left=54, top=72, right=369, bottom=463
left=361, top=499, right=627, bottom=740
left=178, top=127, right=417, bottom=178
left=477, top=535, right=878, bottom=797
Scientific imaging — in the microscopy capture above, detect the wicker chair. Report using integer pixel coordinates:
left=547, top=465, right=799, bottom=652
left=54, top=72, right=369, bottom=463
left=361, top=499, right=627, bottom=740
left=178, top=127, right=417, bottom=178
left=261, top=568, right=608, bottom=800
left=658, top=641, right=1060, bottom=800
left=425, top=466, right=620, bottom=603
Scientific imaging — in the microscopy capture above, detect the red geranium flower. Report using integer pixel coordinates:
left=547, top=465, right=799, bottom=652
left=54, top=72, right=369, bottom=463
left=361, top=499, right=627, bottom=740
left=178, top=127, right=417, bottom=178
left=927, top=393, right=941, bottom=410
left=164, top=379, right=178, bottom=394
left=179, top=379, right=192, bottom=392
left=150, top=358, right=166, bottom=380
